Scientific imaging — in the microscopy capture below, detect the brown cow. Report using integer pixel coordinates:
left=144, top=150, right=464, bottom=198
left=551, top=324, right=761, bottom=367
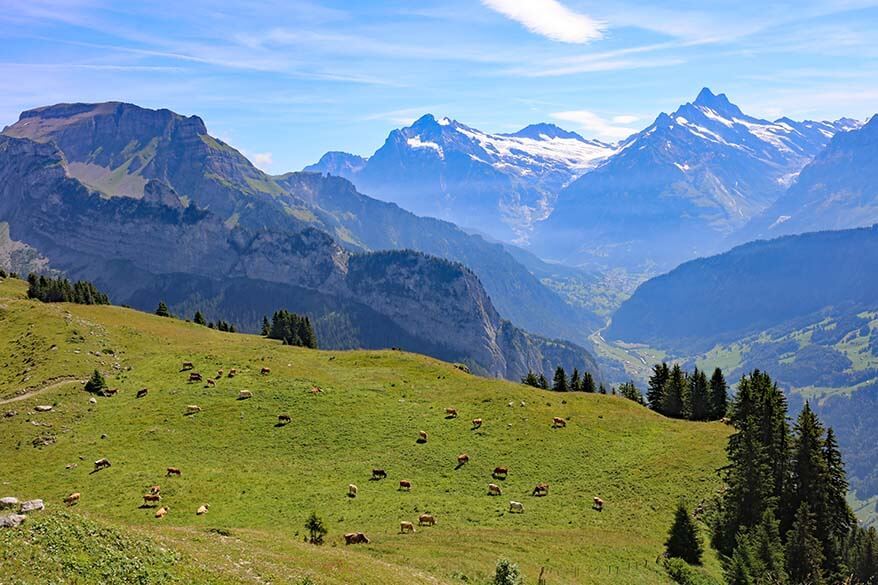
left=237, top=390, right=252, bottom=400
left=371, top=468, right=387, bottom=480
left=593, top=497, right=604, bottom=511
left=155, top=506, right=169, bottom=518
left=216, top=370, right=224, bottom=379
left=348, top=484, right=358, bottom=498
left=93, top=458, right=111, bottom=471
left=457, top=453, right=470, bottom=466
left=261, top=367, right=271, bottom=375
left=166, top=467, right=182, bottom=477
left=196, top=504, right=209, bottom=515
left=445, top=407, right=458, bottom=418
left=102, top=387, right=118, bottom=397
left=136, top=388, right=148, bottom=399
left=552, top=417, right=567, bottom=428
left=148, top=485, right=161, bottom=495
left=278, top=414, right=291, bottom=425
left=181, top=362, right=194, bottom=371
left=532, top=483, right=549, bottom=497
left=471, top=418, right=483, bottom=429
left=399, top=480, right=412, bottom=491
left=309, top=386, right=322, bottom=394
left=206, top=379, right=216, bottom=387
left=488, top=483, right=502, bottom=496
left=418, top=513, right=436, bottom=526
left=400, top=521, right=416, bottom=534
left=63, top=492, right=80, bottom=506
left=227, top=368, right=238, bottom=378
left=344, top=532, right=370, bottom=545
left=142, top=493, right=162, bottom=506
left=188, top=372, right=203, bottom=382
left=417, top=430, right=428, bottom=443
left=185, top=405, right=201, bottom=415
left=492, top=466, right=509, bottom=478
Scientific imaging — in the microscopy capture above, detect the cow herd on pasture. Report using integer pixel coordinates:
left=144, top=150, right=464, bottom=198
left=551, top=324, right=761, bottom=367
left=66, top=359, right=605, bottom=546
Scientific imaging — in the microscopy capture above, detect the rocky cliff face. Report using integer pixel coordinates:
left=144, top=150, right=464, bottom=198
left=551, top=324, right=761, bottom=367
left=0, top=134, right=599, bottom=381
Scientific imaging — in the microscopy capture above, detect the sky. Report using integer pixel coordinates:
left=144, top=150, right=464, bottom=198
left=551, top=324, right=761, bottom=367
left=2, top=0, right=878, bottom=172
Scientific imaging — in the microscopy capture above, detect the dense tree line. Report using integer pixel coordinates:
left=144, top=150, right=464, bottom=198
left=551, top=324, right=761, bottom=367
left=711, top=370, right=877, bottom=584
left=647, top=363, right=727, bottom=421
left=522, top=366, right=598, bottom=393
left=26, top=273, right=110, bottom=305
left=265, top=310, right=317, bottom=348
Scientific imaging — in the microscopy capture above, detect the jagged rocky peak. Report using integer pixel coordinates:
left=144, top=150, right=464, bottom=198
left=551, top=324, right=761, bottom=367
left=691, top=87, right=742, bottom=116
left=504, top=123, right=588, bottom=142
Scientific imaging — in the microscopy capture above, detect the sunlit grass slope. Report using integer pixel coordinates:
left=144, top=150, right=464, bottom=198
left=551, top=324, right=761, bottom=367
left=0, top=277, right=729, bottom=584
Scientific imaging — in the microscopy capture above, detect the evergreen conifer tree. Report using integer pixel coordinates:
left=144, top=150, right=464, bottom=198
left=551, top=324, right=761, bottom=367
left=709, top=367, right=728, bottom=420
left=521, top=371, right=540, bottom=387
left=569, top=368, right=581, bottom=392
left=537, top=374, right=549, bottom=389
left=155, top=301, right=171, bottom=317
left=665, top=502, right=704, bottom=565
left=647, top=362, right=670, bottom=413
left=619, top=381, right=643, bottom=404
left=581, top=371, right=596, bottom=393
left=661, top=364, right=687, bottom=419
left=261, top=316, right=270, bottom=336
left=193, top=311, right=206, bottom=326
left=552, top=367, right=568, bottom=392
left=84, top=369, right=107, bottom=394
left=687, top=368, right=710, bottom=421
left=785, top=503, right=825, bottom=585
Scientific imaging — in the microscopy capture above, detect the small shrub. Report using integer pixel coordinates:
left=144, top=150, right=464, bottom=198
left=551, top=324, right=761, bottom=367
left=665, top=558, right=721, bottom=585
left=305, top=512, right=327, bottom=545
left=492, top=558, right=523, bottom=585
left=84, top=370, right=107, bottom=394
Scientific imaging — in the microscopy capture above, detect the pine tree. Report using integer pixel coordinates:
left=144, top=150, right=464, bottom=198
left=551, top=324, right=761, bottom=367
left=84, top=369, right=107, bottom=394
left=647, top=362, right=670, bottom=413
left=552, top=366, right=568, bottom=392
left=619, top=381, right=643, bottom=404
left=785, top=503, right=825, bottom=585
left=598, top=383, right=607, bottom=394
left=787, top=403, right=828, bottom=536
left=709, top=367, right=728, bottom=420
left=665, top=502, right=704, bottom=565
left=193, top=311, right=206, bottom=326
left=687, top=368, right=710, bottom=421
left=155, top=301, right=171, bottom=317
left=569, top=368, right=581, bottom=392
left=537, top=374, right=549, bottom=389
left=304, top=511, right=327, bottom=545
left=581, top=371, right=596, bottom=393
left=661, top=364, right=687, bottom=419
left=521, top=371, right=540, bottom=387
left=261, top=316, right=270, bottom=336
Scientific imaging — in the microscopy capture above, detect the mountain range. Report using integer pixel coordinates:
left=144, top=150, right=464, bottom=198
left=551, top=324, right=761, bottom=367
left=0, top=103, right=599, bottom=381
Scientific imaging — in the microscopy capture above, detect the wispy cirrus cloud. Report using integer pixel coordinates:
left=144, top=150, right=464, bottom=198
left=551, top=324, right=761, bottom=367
left=480, top=0, right=605, bottom=43
left=550, top=110, right=640, bottom=141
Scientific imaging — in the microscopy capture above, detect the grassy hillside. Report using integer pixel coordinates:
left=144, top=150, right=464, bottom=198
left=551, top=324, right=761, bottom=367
left=0, top=277, right=729, bottom=584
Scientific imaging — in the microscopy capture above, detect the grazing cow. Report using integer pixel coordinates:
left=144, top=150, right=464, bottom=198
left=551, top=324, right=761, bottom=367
left=371, top=468, right=387, bottom=480
left=136, top=388, right=148, bottom=399
left=399, top=480, right=412, bottom=491
left=181, top=362, right=194, bottom=371
left=216, top=370, right=223, bottom=379
left=721, top=417, right=732, bottom=425
left=63, top=492, right=80, bottom=506
left=344, top=532, right=370, bottom=545
left=488, top=483, right=502, bottom=496
left=155, top=506, right=169, bottom=519
left=418, top=513, right=436, bottom=526
left=103, top=387, right=118, bottom=397
left=400, top=521, right=415, bottom=534
left=197, top=504, right=209, bottom=515
left=471, top=418, right=482, bottom=429
left=417, top=431, right=428, bottom=443
left=188, top=372, right=203, bottom=382
left=445, top=407, right=458, bottom=418
left=593, top=497, right=604, bottom=512
left=457, top=453, right=470, bottom=465
left=310, top=386, right=322, bottom=394
left=261, top=367, right=271, bottom=375
left=492, top=466, right=509, bottom=479
left=520, top=400, right=526, bottom=407
left=206, top=379, right=216, bottom=387
left=142, top=493, right=162, bottom=505
left=93, top=458, right=111, bottom=471
left=185, top=405, right=201, bottom=415
left=237, top=390, right=252, bottom=400
left=508, top=401, right=515, bottom=407
left=227, top=368, right=237, bottom=378
left=532, top=483, right=549, bottom=497
left=552, top=417, right=567, bottom=428
left=278, top=414, right=291, bottom=425
left=148, top=485, right=161, bottom=495
left=348, top=484, right=358, bottom=498
left=166, top=467, right=182, bottom=477
left=509, top=501, right=525, bottom=514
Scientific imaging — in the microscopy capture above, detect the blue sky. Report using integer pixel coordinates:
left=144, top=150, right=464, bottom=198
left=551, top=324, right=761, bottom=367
left=2, top=0, right=878, bottom=172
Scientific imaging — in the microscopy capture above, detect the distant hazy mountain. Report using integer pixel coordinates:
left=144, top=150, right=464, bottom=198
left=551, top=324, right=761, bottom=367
left=305, top=114, right=615, bottom=242
left=3, top=101, right=603, bottom=346
left=739, top=114, right=878, bottom=241
left=534, top=88, right=854, bottom=270
left=0, top=129, right=600, bottom=381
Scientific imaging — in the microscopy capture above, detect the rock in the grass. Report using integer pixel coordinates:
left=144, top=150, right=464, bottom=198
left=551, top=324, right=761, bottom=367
left=34, top=405, right=53, bottom=412
left=88, top=397, right=97, bottom=404
left=19, top=499, right=44, bottom=513
left=0, top=497, right=19, bottom=510
left=3, top=411, right=16, bottom=418
left=0, top=514, right=26, bottom=528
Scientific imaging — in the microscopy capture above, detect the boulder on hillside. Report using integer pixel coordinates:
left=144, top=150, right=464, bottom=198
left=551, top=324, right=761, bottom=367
left=34, top=405, right=53, bottom=412
left=0, top=514, right=26, bottom=528
left=0, top=497, right=19, bottom=510
left=19, top=499, right=44, bottom=513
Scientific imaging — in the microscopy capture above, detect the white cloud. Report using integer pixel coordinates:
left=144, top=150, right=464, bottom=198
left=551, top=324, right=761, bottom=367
left=481, top=0, right=605, bottom=44
left=550, top=110, right=639, bottom=141
left=250, top=152, right=274, bottom=170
